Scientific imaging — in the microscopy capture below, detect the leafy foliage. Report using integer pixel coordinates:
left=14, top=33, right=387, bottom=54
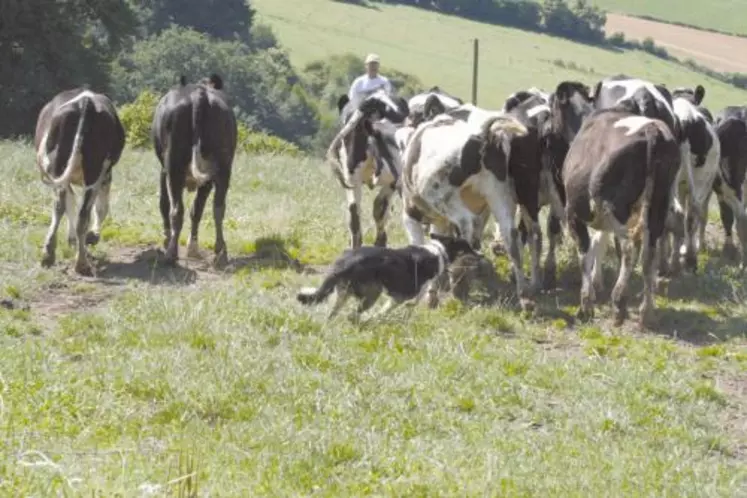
left=111, top=26, right=320, bottom=145
left=118, top=90, right=160, bottom=149
left=237, top=123, right=302, bottom=156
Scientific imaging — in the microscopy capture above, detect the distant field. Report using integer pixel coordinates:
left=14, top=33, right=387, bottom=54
left=606, top=14, right=747, bottom=74
left=591, top=0, right=747, bottom=36
left=253, top=0, right=747, bottom=112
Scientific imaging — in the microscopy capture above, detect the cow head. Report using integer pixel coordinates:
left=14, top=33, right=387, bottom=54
left=549, top=81, right=594, bottom=144
left=672, top=85, right=706, bottom=106
left=406, top=89, right=462, bottom=127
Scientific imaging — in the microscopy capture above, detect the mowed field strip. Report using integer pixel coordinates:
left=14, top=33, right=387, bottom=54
left=1, top=136, right=746, bottom=493
left=591, top=0, right=747, bottom=37
left=253, top=0, right=747, bottom=112
left=606, top=14, right=747, bottom=74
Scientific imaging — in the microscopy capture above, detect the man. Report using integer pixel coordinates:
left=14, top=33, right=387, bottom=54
left=348, top=53, right=393, bottom=108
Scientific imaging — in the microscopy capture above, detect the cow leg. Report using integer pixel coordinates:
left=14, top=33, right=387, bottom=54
left=159, top=171, right=171, bottom=250
left=187, top=182, right=213, bottom=259
left=682, top=195, right=698, bottom=272
left=164, top=173, right=185, bottom=265
left=373, top=184, right=394, bottom=247
left=569, top=219, right=594, bottom=321
left=590, top=231, right=608, bottom=294
left=486, top=187, right=532, bottom=309
left=73, top=188, right=97, bottom=276
left=639, top=228, right=658, bottom=327
left=520, top=206, right=542, bottom=294
left=697, top=190, right=712, bottom=252
left=345, top=173, right=363, bottom=249
left=212, top=173, right=230, bottom=268
left=65, top=186, right=78, bottom=247
left=41, top=188, right=68, bottom=268
left=611, top=237, right=635, bottom=326
left=543, top=214, right=561, bottom=290
left=424, top=223, right=454, bottom=308
left=715, top=183, right=747, bottom=264
left=402, top=204, right=427, bottom=245
left=86, top=174, right=111, bottom=246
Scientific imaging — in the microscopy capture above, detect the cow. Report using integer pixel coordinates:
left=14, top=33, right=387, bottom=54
left=501, top=82, right=595, bottom=290
left=151, top=73, right=237, bottom=267
left=35, top=87, right=126, bottom=275
left=563, top=105, right=681, bottom=326
left=326, top=89, right=410, bottom=248
left=709, top=106, right=747, bottom=265
left=670, top=88, right=720, bottom=272
left=406, top=86, right=463, bottom=128
left=400, top=114, right=533, bottom=310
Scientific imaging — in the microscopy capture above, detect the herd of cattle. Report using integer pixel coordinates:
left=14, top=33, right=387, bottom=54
left=325, top=75, right=747, bottom=325
left=31, top=72, right=747, bottom=326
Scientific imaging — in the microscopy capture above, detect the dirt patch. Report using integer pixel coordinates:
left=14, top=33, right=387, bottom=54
left=606, top=14, right=747, bottom=73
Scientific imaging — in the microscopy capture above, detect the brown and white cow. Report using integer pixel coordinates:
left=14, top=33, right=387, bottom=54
left=35, top=87, right=126, bottom=275
left=400, top=114, right=533, bottom=310
left=151, top=74, right=237, bottom=267
left=564, top=105, right=681, bottom=326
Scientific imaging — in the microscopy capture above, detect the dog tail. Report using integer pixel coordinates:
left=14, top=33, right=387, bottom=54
left=296, top=274, right=339, bottom=305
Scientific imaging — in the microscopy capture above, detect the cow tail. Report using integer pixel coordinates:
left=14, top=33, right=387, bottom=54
left=639, top=125, right=661, bottom=239
left=190, top=86, right=213, bottom=185
left=401, top=120, right=430, bottom=198
left=41, top=95, right=94, bottom=189
left=296, top=271, right=340, bottom=305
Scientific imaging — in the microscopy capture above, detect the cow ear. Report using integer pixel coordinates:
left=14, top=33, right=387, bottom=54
left=555, top=82, right=570, bottom=104
left=337, top=95, right=350, bottom=114
left=423, top=94, right=445, bottom=120
left=695, top=85, right=705, bottom=105
left=209, top=73, right=223, bottom=90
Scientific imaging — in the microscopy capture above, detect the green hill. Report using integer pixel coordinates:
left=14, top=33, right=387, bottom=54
left=254, top=0, right=747, bottom=112
left=591, top=0, right=747, bottom=36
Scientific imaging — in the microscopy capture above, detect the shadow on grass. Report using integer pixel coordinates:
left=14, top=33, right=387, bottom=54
left=330, top=0, right=380, bottom=10
left=226, top=236, right=306, bottom=274
left=93, top=248, right=199, bottom=285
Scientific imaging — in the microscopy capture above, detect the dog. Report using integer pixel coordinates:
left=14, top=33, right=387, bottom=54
left=296, top=233, right=477, bottom=321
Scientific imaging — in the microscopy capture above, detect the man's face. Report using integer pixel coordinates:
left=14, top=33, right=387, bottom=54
left=366, top=62, right=379, bottom=76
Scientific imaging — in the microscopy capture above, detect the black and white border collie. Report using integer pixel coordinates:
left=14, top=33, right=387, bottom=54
left=297, top=234, right=476, bottom=321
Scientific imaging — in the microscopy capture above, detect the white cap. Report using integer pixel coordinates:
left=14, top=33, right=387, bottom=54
left=364, top=53, right=380, bottom=64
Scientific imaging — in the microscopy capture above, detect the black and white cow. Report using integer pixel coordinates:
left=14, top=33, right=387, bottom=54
left=35, top=87, right=126, bottom=275
left=152, top=74, right=238, bottom=267
left=326, top=89, right=409, bottom=248
left=501, top=81, right=595, bottom=289
left=670, top=87, right=720, bottom=271
left=400, top=114, right=534, bottom=310
left=564, top=105, right=681, bottom=326
left=394, top=87, right=464, bottom=156
left=710, top=106, right=747, bottom=265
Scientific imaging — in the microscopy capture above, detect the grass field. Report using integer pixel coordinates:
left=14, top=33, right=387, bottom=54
left=591, top=0, right=747, bottom=36
left=1, top=139, right=746, bottom=494
left=253, top=0, right=747, bottom=113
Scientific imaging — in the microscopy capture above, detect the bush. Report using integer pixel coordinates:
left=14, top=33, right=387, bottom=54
left=237, top=123, right=302, bottom=156
left=118, top=90, right=159, bottom=148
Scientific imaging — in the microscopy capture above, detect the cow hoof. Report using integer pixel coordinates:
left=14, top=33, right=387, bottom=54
left=41, top=253, right=55, bottom=268
left=613, top=308, right=629, bottom=327
left=491, top=241, right=507, bottom=257
left=374, top=233, right=387, bottom=247
left=213, top=250, right=228, bottom=269
left=722, top=242, right=738, bottom=262
left=519, top=297, right=535, bottom=314
left=67, top=236, right=77, bottom=247
left=85, top=231, right=100, bottom=246
left=684, top=253, right=697, bottom=273
left=163, top=248, right=179, bottom=266
left=74, top=260, right=94, bottom=277
left=638, top=305, right=655, bottom=329
left=576, top=307, right=594, bottom=322
left=187, top=240, right=201, bottom=259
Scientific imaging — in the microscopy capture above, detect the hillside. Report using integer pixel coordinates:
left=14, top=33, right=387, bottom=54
left=591, top=0, right=747, bottom=36
left=253, top=0, right=747, bottom=112
left=606, top=14, right=747, bottom=73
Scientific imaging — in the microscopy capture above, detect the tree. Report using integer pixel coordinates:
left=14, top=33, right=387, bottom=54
left=110, top=26, right=319, bottom=145
left=130, top=0, right=255, bottom=43
left=0, top=0, right=138, bottom=137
